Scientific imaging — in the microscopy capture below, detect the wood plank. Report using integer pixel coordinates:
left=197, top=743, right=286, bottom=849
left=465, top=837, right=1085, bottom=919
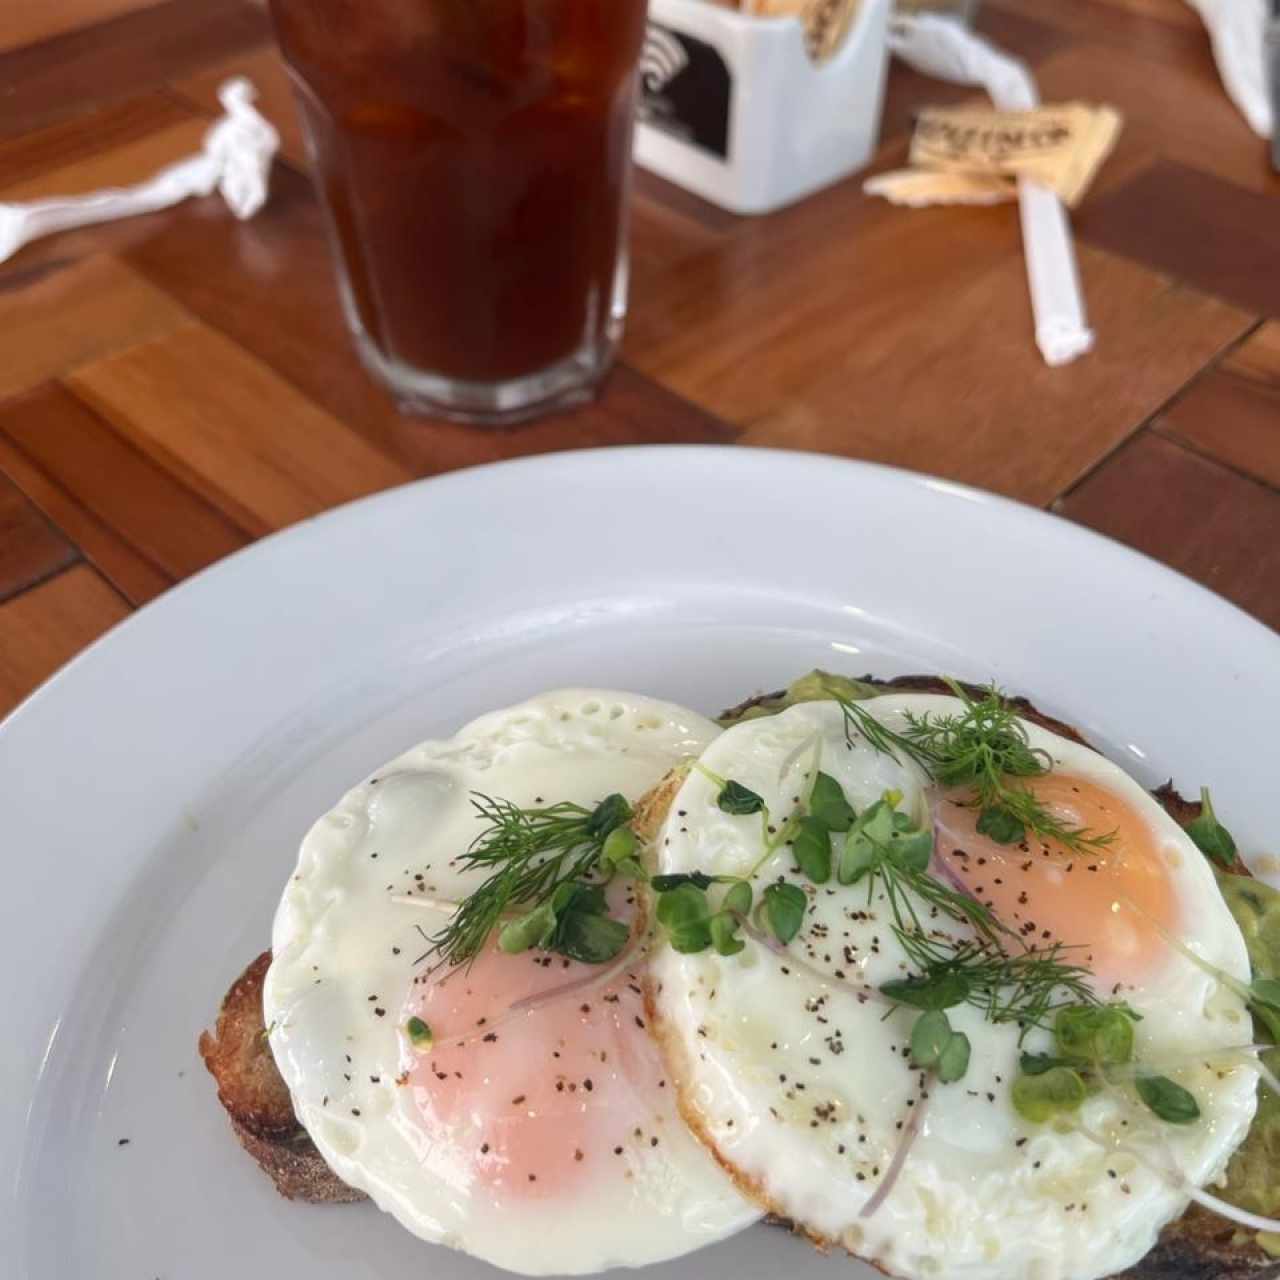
left=1080, top=160, right=1280, bottom=318
left=380, top=368, right=743, bottom=473
left=0, top=0, right=270, bottom=139
left=0, top=473, right=76, bottom=603
left=1054, top=431, right=1280, bottom=632
left=0, top=0, right=168, bottom=57
left=631, top=175, right=730, bottom=281
left=1154, top=325, right=1280, bottom=491
left=357, top=363, right=740, bottom=476
left=117, top=161, right=529, bottom=469
left=1156, top=367, right=1280, bottom=490
left=986, top=0, right=1210, bottom=63
left=67, top=323, right=411, bottom=535
left=0, top=565, right=131, bottom=717
left=632, top=168, right=740, bottom=237
left=121, top=165, right=738, bottom=472
left=736, top=244, right=1250, bottom=504
left=0, top=117, right=210, bottom=202
left=0, top=255, right=191, bottom=402
left=0, top=432, right=169, bottom=606
left=627, top=136, right=1252, bottom=503
left=0, top=92, right=195, bottom=191
left=1090, top=0, right=1199, bottom=26
left=1221, top=319, right=1280, bottom=388
left=626, top=176, right=1022, bottom=424
left=170, top=45, right=309, bottom=172
left=1035, top=43, right=1280, bottom=199
left=0, top=382, right=251, bottom=593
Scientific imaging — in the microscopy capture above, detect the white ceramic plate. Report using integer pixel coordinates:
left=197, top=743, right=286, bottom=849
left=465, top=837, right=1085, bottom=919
left=5, top=446, right=1278, bottom=1280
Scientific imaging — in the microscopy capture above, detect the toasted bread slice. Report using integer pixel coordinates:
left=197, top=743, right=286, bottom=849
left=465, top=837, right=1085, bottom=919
left=204, top=677, right=1278, bottom=1276
left=227, top=1116, right=364, bottom=1205
left=1134, top=1204, right=1279, bottom=1280
left=199, top=951, right=365, bottom=1203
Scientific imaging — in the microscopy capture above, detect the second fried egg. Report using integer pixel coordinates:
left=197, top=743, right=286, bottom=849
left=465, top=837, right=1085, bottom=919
left=648, top=694, right=1258, bottom=1280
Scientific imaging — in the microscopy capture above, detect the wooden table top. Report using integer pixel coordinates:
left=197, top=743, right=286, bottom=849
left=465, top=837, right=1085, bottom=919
left=2, top=0, right=1279, bottom=718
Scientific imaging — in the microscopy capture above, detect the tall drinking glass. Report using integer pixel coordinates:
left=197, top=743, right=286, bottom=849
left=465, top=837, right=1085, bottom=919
left=268, top=0, right=649, bottom=424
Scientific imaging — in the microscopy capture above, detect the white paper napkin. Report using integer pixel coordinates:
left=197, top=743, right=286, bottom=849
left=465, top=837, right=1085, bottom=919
left=884, top=15, right=1095, bottom=367
left=0, top=78, right=279, bottom=266
left=1184, top=0, right=1272, bottom=138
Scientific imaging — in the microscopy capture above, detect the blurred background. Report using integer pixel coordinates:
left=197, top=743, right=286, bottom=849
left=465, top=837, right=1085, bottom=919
left=0, top=0, right=1278, bottom=715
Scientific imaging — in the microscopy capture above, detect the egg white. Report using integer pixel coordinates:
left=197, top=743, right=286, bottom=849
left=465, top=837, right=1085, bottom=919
left=265, top=689, right=759, bottom=1275
left=649, top=694, right=1259, bottom=1280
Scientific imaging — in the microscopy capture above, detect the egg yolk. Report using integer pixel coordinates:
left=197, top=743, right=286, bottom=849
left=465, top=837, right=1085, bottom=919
left=933, top=773, right=1179, bottom=984
left=401, top=931, right=669, bottom=1204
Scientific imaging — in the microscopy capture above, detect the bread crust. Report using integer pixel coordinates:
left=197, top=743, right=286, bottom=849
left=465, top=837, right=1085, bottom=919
left=229, top=1117, right=367, bottom=1204
left=198, top=950, right=366, bottom=1203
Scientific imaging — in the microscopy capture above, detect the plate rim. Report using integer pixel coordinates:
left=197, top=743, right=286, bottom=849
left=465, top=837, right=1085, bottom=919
left=4, top=444, right=1276, bottom=738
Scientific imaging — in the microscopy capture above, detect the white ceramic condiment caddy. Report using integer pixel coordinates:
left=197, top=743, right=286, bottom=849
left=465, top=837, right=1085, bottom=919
left=635, top=0, right=892, bottom=214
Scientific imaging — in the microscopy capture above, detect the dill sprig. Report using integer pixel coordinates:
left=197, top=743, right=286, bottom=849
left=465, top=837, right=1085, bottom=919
left=838, top=682, right=1115, bottom=855
left=426, top=792, right=629, bottom=969
left=868, top=823, right=1101, bottom=1034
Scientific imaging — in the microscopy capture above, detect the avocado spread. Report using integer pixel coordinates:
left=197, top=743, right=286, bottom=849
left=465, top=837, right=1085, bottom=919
left=717, top=669, right=878, bottom=727
left=1216, top=872, right=1280, bottom=1252
left=722, top=669, right=1280, bottom=1251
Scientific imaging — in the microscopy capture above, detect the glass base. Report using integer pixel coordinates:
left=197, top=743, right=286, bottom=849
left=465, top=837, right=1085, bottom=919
left=351, top=323, right=620, bottom=426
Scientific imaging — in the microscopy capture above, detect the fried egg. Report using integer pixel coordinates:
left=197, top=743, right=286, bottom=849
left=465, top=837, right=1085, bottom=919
left=265, top=690, right=759, bottom=1275
left=649, top=694, right=1259, bottom=1280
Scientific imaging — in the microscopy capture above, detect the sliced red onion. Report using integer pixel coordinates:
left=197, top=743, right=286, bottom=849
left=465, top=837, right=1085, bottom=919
left=777, top=731, right=822, bottom=787
left=928, top=844, right=979, bottom=903
left=426, top=932, right=650, bottom=1050
left=861, top=1089, right=930, bottom=1219
left=506, top=932, right=648, bottom=1016
left=737, top=915, right=788, bottom=957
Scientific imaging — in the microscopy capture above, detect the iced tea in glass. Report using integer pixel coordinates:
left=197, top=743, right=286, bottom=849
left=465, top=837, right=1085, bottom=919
left=268, top=0, right=648, bottom=423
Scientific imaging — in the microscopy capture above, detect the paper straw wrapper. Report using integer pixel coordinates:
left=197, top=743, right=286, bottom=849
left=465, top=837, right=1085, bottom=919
left=885, top=15, right=1095, bottom=367
left=0, top=78, right=279, bottom=266
left=1184, top=0, right=1272, bottom=138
